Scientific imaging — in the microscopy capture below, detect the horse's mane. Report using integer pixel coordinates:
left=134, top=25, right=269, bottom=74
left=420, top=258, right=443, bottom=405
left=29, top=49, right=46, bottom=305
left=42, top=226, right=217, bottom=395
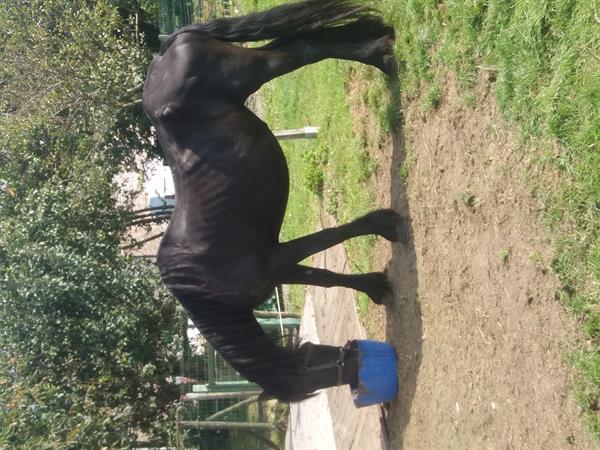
left=181, top=297, right=308, bottom=402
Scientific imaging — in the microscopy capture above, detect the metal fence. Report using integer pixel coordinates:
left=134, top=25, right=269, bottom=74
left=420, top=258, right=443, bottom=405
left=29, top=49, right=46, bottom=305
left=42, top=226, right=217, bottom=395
left=175, top=291, right=300, bottom=450
left=159, top=0, right=236, bottom=39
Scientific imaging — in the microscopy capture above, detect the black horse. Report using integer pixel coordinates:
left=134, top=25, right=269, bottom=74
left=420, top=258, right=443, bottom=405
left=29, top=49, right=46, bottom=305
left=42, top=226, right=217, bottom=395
left=142, top=0, right=400, bottom=402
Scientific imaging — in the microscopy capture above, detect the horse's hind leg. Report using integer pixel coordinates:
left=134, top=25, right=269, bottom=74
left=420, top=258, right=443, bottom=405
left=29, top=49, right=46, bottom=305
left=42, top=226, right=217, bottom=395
left=276, top=264, right=393, bottom=306
left=260, top=19, right=397, bottom=76
left=270, top=209, right=405, bottom=272
left=231, top=19, right=396, bottom=98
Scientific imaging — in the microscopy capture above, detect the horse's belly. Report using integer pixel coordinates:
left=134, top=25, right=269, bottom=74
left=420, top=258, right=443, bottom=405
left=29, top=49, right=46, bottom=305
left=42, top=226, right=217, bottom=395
left=156, top=108, right=288, bottom=304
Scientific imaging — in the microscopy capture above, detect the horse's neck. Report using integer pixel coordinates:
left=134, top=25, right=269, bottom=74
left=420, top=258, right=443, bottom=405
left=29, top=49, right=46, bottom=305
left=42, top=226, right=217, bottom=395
left=182, top=298, right=359, bottom=400
left=182, top=298, right=301, bottom=395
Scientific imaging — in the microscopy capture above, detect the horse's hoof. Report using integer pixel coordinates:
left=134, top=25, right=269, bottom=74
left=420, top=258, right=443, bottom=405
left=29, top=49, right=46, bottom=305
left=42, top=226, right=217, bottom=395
left=370, top=35, right=398, bottom=76
left=381, top=211, right=411, bottom=245
left=363, top=209, right=403, bottom=242
left=364, top=272, right=394, bottom=306
left=382, top=54, right=399, bottom=78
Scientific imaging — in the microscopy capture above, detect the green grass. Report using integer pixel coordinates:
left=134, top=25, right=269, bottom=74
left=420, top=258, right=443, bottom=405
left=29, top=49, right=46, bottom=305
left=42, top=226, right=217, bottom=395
left=240, top=0, right=388, bottom=313
left=263, top=63, right=381, bottom=312
left=376, top=0, right=600, bottom=436
left=239, top=0, right=600, bottom=436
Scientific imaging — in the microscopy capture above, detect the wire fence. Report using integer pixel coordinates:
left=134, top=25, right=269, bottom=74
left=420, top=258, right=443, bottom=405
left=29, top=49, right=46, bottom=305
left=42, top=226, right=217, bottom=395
left=159, top=0, right=236, bottom=37
left=176, top=292, right=300, bottom=450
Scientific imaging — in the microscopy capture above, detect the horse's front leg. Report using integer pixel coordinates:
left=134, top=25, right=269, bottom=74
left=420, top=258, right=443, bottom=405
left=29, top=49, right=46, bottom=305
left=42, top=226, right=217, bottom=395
left=269, top=209, right=405, bottom=271
left=275, top=264, right=394, bottom=306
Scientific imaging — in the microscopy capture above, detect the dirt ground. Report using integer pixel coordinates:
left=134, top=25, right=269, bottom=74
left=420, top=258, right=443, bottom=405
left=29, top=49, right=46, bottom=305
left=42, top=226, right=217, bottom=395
left=349, top=73, right=599, bottom=450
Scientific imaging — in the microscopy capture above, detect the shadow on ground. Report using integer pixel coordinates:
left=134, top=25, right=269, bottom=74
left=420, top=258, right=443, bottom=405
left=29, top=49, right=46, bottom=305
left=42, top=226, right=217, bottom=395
left=383, top=78, right=422, bottom=450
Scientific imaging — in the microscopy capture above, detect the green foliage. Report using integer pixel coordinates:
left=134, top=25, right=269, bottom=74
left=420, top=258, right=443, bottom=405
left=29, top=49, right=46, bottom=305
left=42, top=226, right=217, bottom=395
left=0, top=124, right=181, bottom=448
left=242, top=0, right=600, bottom=437
left=0, top=0, right=182, bottom=447
left=459, top=190, right=477, bottom=209
left=422, top=82, right=443, bottom=112
left=301, top=142, right=328, bottom=196
left=0, top=0, right=156, bottom=164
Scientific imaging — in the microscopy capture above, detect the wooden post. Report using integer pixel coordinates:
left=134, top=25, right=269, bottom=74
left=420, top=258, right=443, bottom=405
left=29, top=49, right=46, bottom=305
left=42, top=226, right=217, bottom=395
left=178, top=307, right=300, bottom=318
left=206, top=348, right=216, bottom=386
left=179, top=421, right=276, bottom=431
left=192, top=380, right=260, bottom=393
left=176, top=406, right=182, bottom=450
left=204, top=396, right=259, bottom=422
left=253, top=310, right=301, bottom=319
left=183, top=391, right=263, bottom=401
left=258, top=317, right=301, bottom=331
left=273, top=126, right=319, bottom=140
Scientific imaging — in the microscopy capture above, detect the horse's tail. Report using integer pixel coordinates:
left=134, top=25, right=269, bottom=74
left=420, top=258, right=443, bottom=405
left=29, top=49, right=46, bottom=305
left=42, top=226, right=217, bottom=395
left=159, top=0, right=386, bottom=54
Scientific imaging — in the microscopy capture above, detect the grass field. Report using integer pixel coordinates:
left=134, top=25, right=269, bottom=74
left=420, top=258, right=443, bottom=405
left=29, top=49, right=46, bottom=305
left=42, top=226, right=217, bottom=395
left=380, top=0, right=600, bottom=436
left=259, top=62, right=385, bottom=312
left=240, top=0, right=600, bottom=437
left=241, top=0, right=392, bottom=312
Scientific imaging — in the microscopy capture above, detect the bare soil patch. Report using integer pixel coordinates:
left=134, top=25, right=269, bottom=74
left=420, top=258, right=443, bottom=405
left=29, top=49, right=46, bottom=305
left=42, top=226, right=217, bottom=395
left=349, top=73, right=598, bottom=449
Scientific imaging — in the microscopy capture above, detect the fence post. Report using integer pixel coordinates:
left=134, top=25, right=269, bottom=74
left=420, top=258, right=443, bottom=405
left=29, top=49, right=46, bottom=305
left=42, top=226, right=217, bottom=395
left=273, top=126, right=319, bottom=140
left=179, top=421, right=276, bottom=431
left=183, top=390, right=263, bottom=401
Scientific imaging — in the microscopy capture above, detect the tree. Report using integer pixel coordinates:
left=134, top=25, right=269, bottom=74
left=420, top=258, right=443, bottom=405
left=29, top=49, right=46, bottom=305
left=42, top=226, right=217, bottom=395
left=0, top=0, right=182, bottom=447
left=0, top=0, right=158, bottom=164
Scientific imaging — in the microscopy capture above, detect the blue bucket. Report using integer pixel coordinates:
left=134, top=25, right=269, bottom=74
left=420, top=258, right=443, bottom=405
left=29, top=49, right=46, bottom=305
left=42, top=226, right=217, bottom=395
left=349, top=340, right=398, bottom=408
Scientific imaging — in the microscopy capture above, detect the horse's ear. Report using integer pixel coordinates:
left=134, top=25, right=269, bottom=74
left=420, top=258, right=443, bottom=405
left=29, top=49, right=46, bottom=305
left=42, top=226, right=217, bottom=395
left=298, top=341, right=315, bottom=352
left=258, top=390, right=275, bottom=402
left=258, top=390, right=317, bottom=403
